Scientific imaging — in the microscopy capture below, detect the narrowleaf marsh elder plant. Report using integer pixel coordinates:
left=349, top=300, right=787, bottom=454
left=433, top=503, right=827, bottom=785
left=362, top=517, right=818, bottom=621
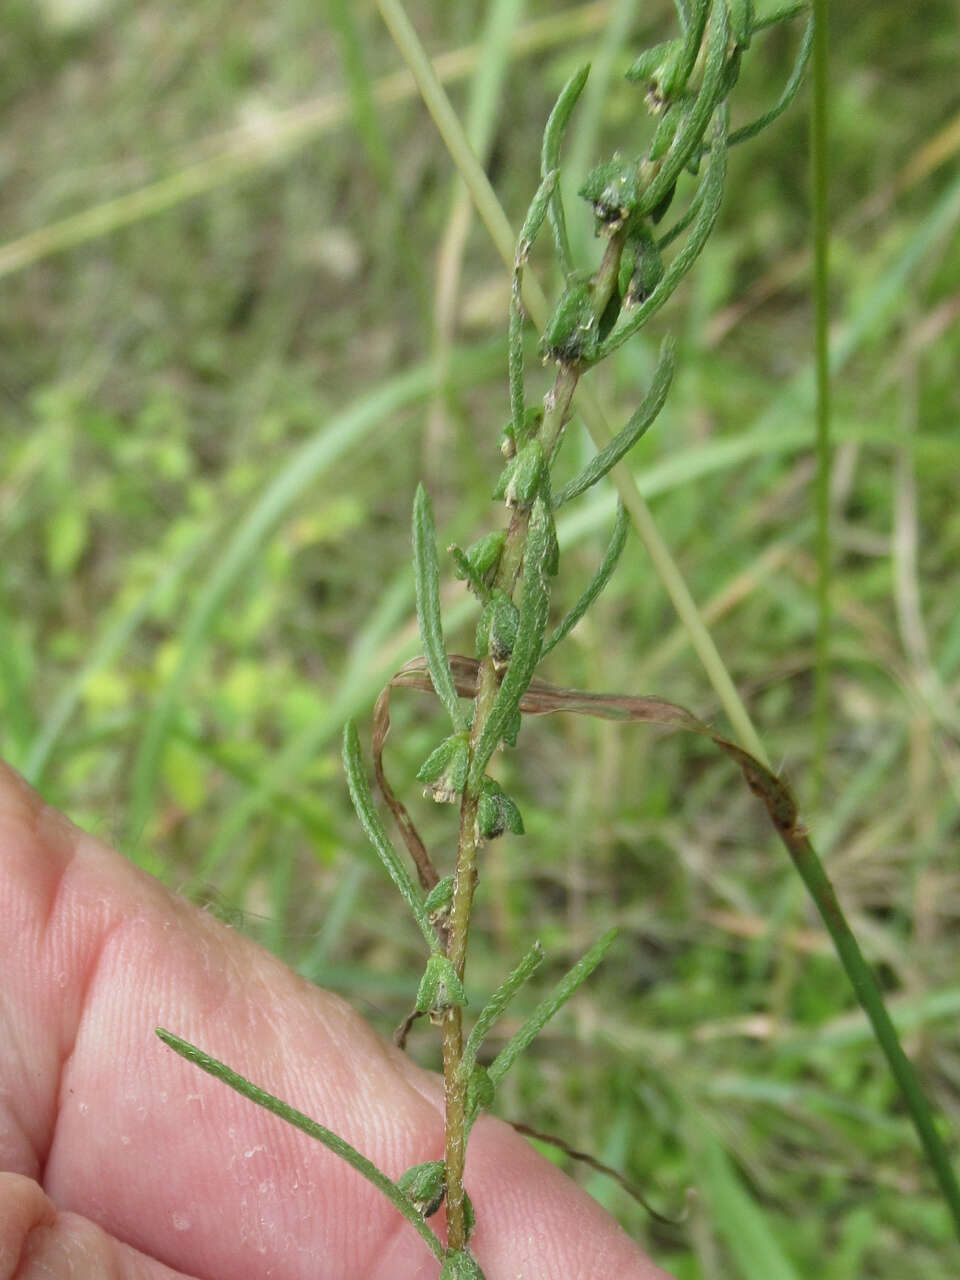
left=158, top=1, right=960, bottom=1272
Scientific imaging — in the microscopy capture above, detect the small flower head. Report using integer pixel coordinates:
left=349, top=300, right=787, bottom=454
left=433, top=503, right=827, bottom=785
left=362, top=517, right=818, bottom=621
left=578, top=157, right=641, bottom=234
left=418, top=733, right=470, bottom=804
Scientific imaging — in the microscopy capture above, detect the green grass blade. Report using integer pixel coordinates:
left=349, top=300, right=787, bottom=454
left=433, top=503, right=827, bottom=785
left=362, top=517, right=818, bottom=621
left=463, top=0, right=526, bottom=157
left=22, top=536, right=203, bottom=786
left=696, top=1134, right=800, bottom=1280
left=125, top=343, right=500, bottom=850
left=342, top=721, right=436, bottom=949
left=326, top=0, right=394, bottom=189
left=778, top=826, right=960, bottom=1235
left=155, top=1028, right=443, bottom=1261
left=412, top=485, right=467, bottom=731
left=810, top=0, right=831, bottom=803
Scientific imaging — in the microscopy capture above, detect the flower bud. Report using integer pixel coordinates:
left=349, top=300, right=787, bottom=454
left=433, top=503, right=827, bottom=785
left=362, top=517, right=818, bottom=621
left=397, top=1160, right=446, bottom=1218
left=578, top=157, right=641, bottom=234
left=539, top=283, right=598, bottom=367
left=439, top=1249, right=485, bottom=1279
left=417, top=733, right=470, bottom=804
left=494, top=439, right=546, bottom=511
left=416, top=952, right=467, bottom=1022
left=476, top=777, right=524, bottom=841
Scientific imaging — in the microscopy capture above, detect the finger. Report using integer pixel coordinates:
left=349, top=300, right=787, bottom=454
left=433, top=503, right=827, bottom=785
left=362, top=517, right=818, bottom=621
left=0, top=761, right=671, bottom=1279
left=0, top=1172, right=201, bottom=1280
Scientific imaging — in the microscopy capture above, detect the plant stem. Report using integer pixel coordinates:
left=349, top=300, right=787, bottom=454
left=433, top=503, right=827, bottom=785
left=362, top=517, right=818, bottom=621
left=377, top=0, right=770, bottom=767
left=775, top=827, right=960, bottom=1235
left=811, top=0, right=831, bottom=804
left=440, top=225, right=619, bottom=1251
left=442, top=673, right=496, bottom=1249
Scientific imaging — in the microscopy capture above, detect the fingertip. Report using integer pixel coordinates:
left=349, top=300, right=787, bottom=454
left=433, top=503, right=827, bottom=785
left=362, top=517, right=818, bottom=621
left=0, top=1173, right=196, bottom=1280
left=0, top=1173, right=56, bottom=1278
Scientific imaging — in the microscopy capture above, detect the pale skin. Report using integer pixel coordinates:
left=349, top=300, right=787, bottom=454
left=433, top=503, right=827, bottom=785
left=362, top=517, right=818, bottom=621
left=0, top=761, right=673, bottom=1280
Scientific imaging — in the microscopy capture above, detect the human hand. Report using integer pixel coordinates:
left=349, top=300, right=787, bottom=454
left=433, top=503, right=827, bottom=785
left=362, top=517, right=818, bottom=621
left=0, top=761, right=672, bottom=1279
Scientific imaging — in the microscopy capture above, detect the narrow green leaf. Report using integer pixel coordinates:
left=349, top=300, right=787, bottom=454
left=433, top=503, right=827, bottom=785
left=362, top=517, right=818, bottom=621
left=155, top=1028, right=443, bottom=1262
left=728, top=16, right=814, bottom=147
left=516, top=167, right=558, bottom=268
left=664, top=0, right=709, bottom=95
left=656, top=168, right=709, bottom=249
left=469, top=496, right=554, bottom=784
left=751, top=3, right=806, bottom=33
left=508, top=289, right=526, bottom=440
left=342, top=721, right=436, bottom=948
left=729, top=0, right=755, bottom=48
left=636, top=0, right=729, bottom=221
left=412, top=484, right=466, bottom=731
left=510, top=168, right=558, bottom=434
left=552, top=338, right=676, bottom=508
left=488, top=928, right=617, bottom=1086
left=541, top=501, right=629, bottom=657
left=461, top=941, right=544, bottom=1080
left=540, top=63, right=590, bottom=279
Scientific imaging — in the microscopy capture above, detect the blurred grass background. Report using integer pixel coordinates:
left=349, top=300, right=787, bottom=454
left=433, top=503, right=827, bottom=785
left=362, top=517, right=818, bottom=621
left=2, top=1, right=960, bottom=1274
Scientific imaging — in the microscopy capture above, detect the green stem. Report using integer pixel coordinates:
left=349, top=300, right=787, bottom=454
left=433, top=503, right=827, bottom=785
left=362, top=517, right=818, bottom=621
left=442, top=693, right=494, bottom=1250
left=773, top=830, right=960, bottom=1236
left=811, top=0, right=831, bottom=805
left=376, top=0, right=769, bottom=767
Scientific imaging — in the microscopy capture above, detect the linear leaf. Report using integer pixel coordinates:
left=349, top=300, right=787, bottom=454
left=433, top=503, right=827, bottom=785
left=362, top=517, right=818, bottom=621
left=541, top=501, right=629, bottom=657
left=728, top=16, right=814, bottom=147
left=540, top=63, right=590, bottom=279
left=412, top=484, right=466, bottom=731
left=342, top=720, right=436, bottom=948
left=510, top=168, right=558, bottom=433
left=552, top=339, right=676, bottom=507
left=469, top=496, right=554, bottom=785
left=461, top=941, right=544, bottom=1079
left=155, top=1029, right=443, bottom=1262
left=636, top=0, right=729, bottom=220
left=488, top=929, right=618, bottom=1086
